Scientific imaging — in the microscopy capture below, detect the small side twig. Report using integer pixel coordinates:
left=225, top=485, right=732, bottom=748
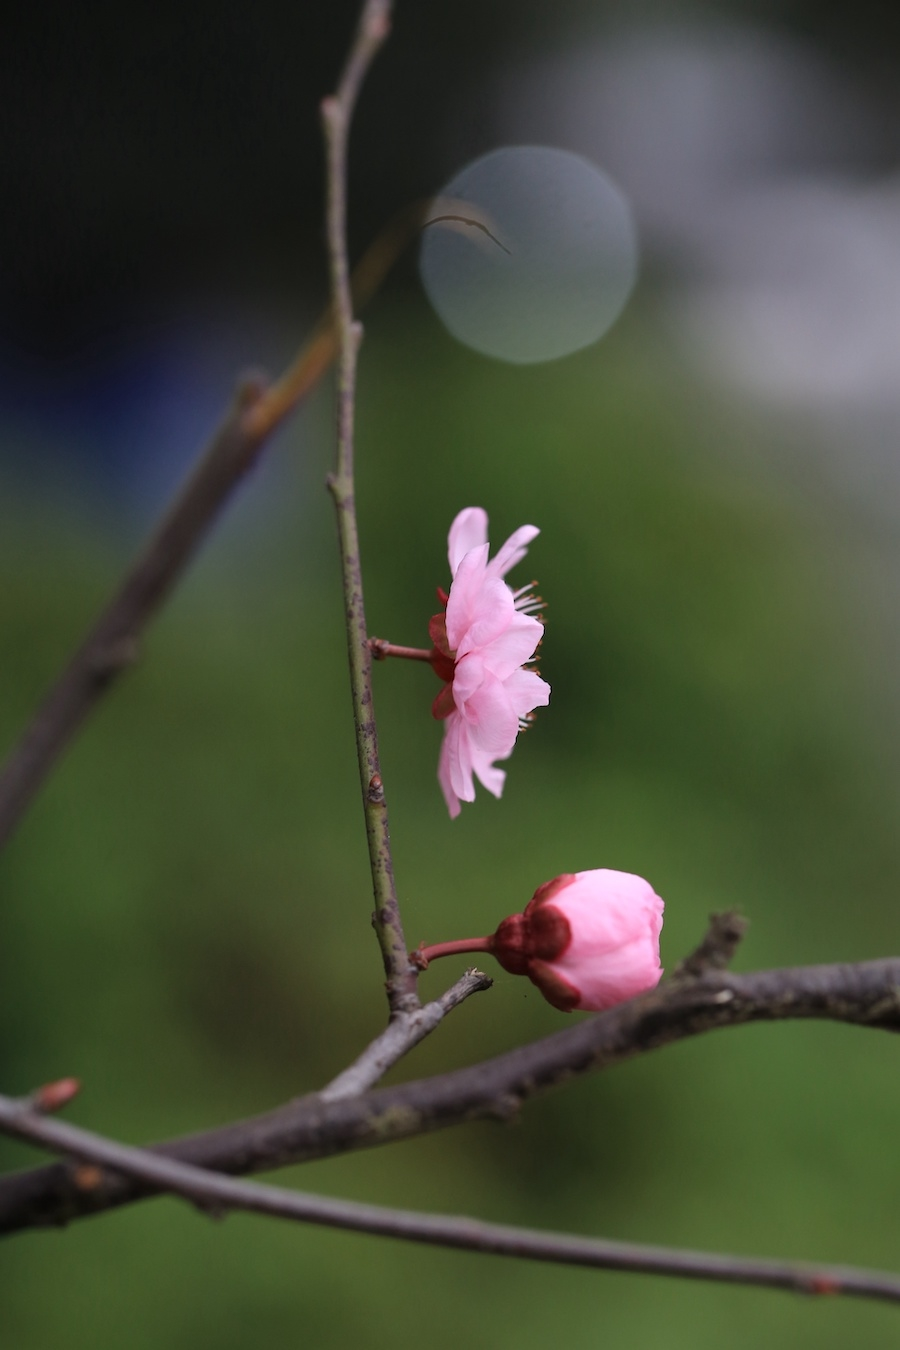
left=0, top=1091, right=897, bottom=1307
left=673, top=910, right=748, bottom=979
left=321, top=969, right=492, bottom=1101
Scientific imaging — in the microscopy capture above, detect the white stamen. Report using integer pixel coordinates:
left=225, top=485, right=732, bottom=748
left=512, top=581, right=545, bottom=615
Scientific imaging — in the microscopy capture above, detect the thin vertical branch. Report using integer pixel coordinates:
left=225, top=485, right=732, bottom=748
left=321, top=1, right=418, bottom=1017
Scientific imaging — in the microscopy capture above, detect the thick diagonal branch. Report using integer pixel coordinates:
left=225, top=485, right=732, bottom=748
left=2, top=954, right=898, bottom=1236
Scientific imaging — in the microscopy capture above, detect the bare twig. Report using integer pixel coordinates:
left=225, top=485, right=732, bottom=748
left=320, top=0, right=418, bottom=1018
left=673, top=910, right=749, bottom=978
left=0, top=1093, right=897, bottom=1307
left=3, top=951, right=898, bottom=1236
left=244, top=196, right=495, bottom=440
left=321, top=968, right=492, bottom=1101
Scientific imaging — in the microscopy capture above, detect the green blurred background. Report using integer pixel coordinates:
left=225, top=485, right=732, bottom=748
left=3, top=2, right=900, bottom=1347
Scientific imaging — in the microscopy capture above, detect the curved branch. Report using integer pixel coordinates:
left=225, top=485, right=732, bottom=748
left=0, top=1092, right=897, bottom=1307
left=0, top=377, right=275, bottom=848
left=2, top=954, right=898, bottom=1237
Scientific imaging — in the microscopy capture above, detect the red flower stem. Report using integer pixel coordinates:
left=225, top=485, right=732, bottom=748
left=415, top=937, right=494, bottom=968
left=370, top=640, right=435, bottom=663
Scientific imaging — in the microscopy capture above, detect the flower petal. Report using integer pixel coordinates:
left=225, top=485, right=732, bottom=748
left=460, top=673, right=521, bottom=756
left=444, top=543, right=491, bottom=651
left=549, top=870, right=664, bottom=1011
left=453, top=577, right=519, bottom=658
left=448, top=507, right=489, bottom=577
left=444, top=712, right=477, bottom=803
left=471, top=753, right=506, bottom=799
left=477, top=613, right=544, bottom=681
left=486, top=524, right=540, bottom=579
left=560, top=934, right=663, bottom=1011
left=437, top=723, right=462, bottom=818
left=501, top=665, right=551, bottom=716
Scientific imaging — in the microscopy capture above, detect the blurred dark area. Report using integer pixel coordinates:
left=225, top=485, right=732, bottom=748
left=2, top=0, right=900, bottom=510
left=1, top=0, right=565, bottom=351
left=3, top=0, right=900, bottom=348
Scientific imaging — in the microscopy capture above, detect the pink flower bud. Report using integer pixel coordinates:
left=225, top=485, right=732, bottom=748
left=489, top=870, right=664, bottom=1011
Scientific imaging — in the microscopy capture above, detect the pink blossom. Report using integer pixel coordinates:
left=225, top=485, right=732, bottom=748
left=495, top=870, right=665, bottom=1011
left=429, top=507, right=550, bottom=818
left=414, top=869, right=664, bottom=1012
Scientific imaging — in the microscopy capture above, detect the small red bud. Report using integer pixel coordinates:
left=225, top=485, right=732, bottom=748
left=32, top=1078, right=81, bottom=1114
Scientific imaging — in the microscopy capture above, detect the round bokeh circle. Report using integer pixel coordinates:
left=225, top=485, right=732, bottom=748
left=419, top=146, right=639, bottom=364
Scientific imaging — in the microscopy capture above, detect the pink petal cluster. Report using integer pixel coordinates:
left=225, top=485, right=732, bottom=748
left=490, top=869, right=664, bottom=1011
left=431, top=507, right=550, bottom=818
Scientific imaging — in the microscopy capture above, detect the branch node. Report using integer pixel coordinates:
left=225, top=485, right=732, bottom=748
left=235, top=370, right=269, bottom=411
left=489, top=1094, right=522, bottom=1124
left=92, top=636, right=140, bottom=683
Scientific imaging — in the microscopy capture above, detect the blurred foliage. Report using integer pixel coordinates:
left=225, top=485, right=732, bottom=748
left=1, top=303, right=899, bottom=1347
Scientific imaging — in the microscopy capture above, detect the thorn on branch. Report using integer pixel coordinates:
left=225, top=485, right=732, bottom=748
left=674, top=911, right=748, bottom=980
